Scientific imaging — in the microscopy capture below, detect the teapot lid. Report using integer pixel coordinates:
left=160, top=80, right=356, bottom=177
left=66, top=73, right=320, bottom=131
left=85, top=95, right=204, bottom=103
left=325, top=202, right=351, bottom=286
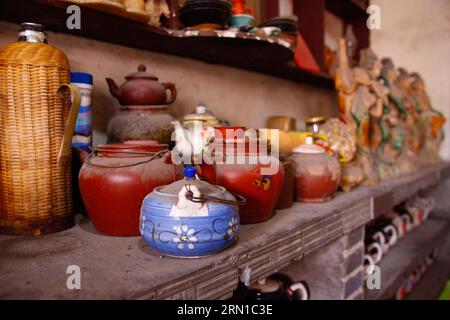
left=156, top=166, right=229, bottom=199
left=292, top=135, right=325, bottom=154
left=183, top=104, right=218, bottom=123
left=125, top=64, right=158, bottom=80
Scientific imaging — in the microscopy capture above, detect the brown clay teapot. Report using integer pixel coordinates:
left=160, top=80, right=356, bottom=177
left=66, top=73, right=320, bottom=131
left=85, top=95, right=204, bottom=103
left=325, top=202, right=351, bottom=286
left=106, top=64, right=177, bottom=106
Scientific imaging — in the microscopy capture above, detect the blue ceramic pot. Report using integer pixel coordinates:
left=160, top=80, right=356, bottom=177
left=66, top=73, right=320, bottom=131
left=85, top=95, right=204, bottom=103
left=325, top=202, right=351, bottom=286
left=140, top=167, right=241, bottom=258
left=230, top=14, right=255, bottom=28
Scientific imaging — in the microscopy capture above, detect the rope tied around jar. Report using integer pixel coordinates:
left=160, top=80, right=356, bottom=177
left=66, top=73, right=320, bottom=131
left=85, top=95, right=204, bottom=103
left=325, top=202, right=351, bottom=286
left=183, top=184, right=247, bottom=206
left=85, top=148, right=171, bottom=169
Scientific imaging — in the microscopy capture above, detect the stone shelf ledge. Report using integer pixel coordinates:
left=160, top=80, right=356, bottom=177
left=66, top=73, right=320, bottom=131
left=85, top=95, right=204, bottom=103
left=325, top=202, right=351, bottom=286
left=365, top=219, right=449, bottom=300
left=0, top=163, right=448, bottom=300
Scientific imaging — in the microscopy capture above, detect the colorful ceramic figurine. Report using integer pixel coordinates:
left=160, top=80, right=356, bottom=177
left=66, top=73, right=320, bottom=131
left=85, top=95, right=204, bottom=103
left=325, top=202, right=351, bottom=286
left=335, top=39, right=379, bottom=187
left=395, top=68, right=422, bottom=174
left=357, top=49, right=387, bottom=160
left=409, top=73, right=446, bottom=164
left=377, top=58, right=406, bottom=179
left=318, top=118, right=362, bottom=192
left=335, top=40, right=445, bottom=182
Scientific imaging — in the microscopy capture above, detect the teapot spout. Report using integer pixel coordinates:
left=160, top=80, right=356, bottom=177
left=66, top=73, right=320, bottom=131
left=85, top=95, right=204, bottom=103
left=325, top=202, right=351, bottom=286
left=105, top=78, right=121, bottom=99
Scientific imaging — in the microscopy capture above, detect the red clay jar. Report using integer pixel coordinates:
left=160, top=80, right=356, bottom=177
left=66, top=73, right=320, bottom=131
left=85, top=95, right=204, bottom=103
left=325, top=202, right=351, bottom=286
left=214, top=126, right=247, bottom=140
left=291, top=136, right=341, bottom=203
left=216, top=139, right=284, bottom=223
left=79, top=143, right=180, bottom=236
left=275, top=158, right=295, bottom=209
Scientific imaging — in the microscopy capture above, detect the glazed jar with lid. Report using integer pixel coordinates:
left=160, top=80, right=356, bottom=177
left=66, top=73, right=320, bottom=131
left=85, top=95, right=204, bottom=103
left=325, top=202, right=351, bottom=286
left=182, top=103, right=218, bottom=161
left=140, top=166, right=245, bottom=257
left=215, top=138, right=284, bottom=223
left=291, top=136, right=341, bottom=203
left=183, top=103, right=219, bottom=127
left=79, top=142, right=180, bottom=236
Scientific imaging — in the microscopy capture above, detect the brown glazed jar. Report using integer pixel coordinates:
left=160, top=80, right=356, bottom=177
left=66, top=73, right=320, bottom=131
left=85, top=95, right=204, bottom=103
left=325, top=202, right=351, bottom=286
left=291, top=136, right=341, bottom=203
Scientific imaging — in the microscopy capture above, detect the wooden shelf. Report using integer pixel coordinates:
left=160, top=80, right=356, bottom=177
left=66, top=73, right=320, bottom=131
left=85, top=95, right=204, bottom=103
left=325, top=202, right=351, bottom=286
left=365, top=219, right=449, bottom=300
left=1, top=163, right=448, bottom=300
left=325, top=0, right=368, bottom=20
left=0, top=0, right=334, bottom=89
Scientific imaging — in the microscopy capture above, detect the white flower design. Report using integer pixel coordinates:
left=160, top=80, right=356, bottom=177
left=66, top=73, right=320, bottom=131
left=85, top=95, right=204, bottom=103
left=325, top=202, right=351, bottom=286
left=227, top=217, right=238, bottom=239
left=173, top=225, right=198, bottom=249
left=140, top=215, right=146, bottom=234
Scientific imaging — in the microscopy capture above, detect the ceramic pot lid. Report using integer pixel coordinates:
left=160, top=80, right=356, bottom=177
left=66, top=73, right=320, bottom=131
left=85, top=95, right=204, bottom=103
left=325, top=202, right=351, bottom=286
left=125, top=64, right=158, bottom=80
left=292, top=135, right=325, bottom=154
left=96, top=143, right=168, bottom=157
left=305, top=116, right=326, bottom=126
left=156, top=166, right=228, bottom=199
left=184, top=104, right=218, bottom=122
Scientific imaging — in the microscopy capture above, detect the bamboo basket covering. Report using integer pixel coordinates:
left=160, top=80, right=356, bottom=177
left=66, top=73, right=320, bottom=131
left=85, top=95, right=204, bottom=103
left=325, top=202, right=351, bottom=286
left=0, top=41, right=80, bottom=235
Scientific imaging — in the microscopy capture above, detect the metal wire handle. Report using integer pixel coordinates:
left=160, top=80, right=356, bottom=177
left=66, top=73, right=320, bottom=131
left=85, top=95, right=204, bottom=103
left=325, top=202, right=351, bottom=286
left=85, top=149, right=170, bottom=169
left=184, top=184, right=247, bottom=206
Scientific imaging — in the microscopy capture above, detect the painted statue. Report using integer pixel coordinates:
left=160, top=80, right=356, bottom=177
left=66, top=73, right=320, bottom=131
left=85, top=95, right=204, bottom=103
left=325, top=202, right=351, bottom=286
left=335, top=39, right=445, bottom=183
left=395, top=68, right=422, bottom=174
left=335, top=39, right=380, bottom=188
left=409, top=73, right=446, bottom=164
left=375, top=58, right=407, bottom=179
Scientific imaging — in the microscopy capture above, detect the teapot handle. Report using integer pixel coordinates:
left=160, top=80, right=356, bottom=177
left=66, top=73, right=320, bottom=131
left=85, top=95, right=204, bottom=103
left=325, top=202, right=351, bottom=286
left=288, top=282, right=309, bottom=300
left=57, top=84, right=81, bottom=166
left=162, top=82, right=177, bottom=105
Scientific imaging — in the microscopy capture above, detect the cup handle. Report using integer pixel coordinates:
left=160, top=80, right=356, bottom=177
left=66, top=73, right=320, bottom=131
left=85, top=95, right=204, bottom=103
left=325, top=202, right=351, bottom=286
left=367, top=242, right=383, bottom=264
left=383, top=225, right=398, bottom=246
left=372, top=231, right=385, bottom=247
left=288, top=282, right=309, bottom=300
left=57, top=84, right=81, bottom=166
left=363, top=254, right=376, bottom=278
left=162, top=82, right=177, bottom=105
left=393, top=217, right=404, bottom=237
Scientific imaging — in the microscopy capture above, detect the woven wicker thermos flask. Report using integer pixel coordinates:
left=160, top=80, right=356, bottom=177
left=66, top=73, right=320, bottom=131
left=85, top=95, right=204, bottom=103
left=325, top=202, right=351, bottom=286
left=0, top=23, right=81, bottom=235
